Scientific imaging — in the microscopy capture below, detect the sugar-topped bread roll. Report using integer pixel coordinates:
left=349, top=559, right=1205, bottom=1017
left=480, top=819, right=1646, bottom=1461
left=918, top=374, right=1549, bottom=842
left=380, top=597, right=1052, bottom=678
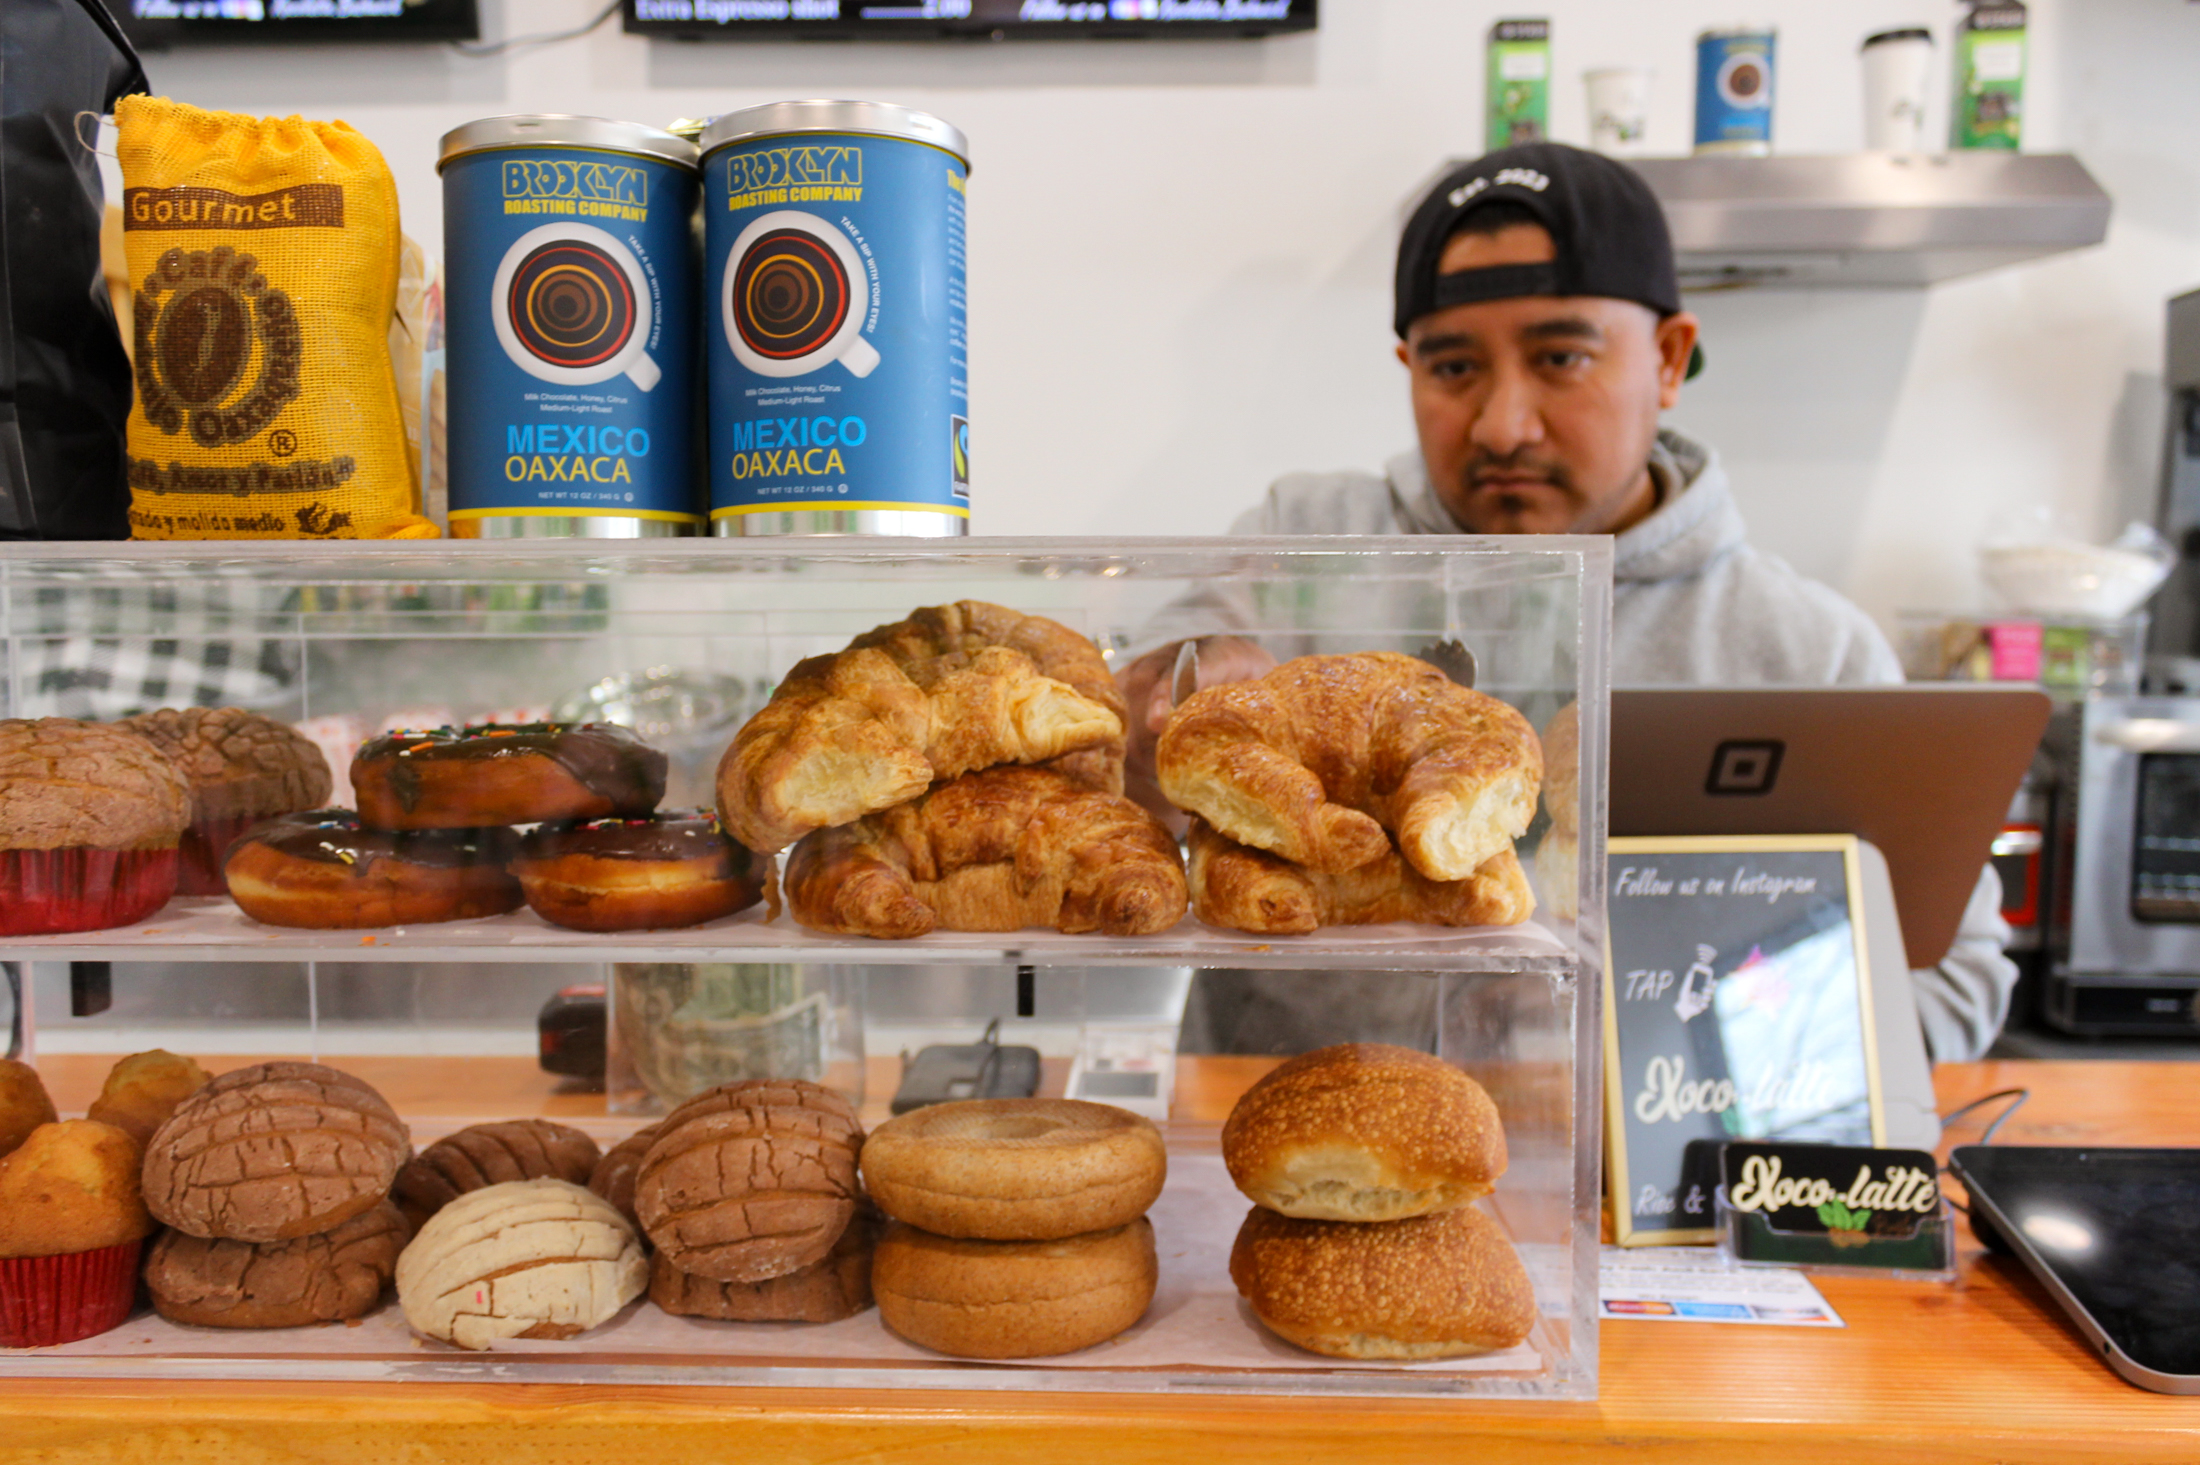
left=395, top=1177, right=646, bottom=1351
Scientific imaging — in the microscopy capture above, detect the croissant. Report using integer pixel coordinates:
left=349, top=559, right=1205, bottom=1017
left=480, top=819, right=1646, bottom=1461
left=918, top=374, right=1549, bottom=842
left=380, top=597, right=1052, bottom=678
left=1156, top=653, right=1542, bottom=881
left=1187, top=818, right=1535, bottom=935
left=784, top=765, right=1188, bottom=940
left=718, top=602, right=1127, bottom=854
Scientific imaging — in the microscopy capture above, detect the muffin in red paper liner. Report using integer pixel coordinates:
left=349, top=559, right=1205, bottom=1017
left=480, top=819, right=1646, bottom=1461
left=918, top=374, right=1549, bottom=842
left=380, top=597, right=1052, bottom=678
left=0, top=718, right=190, bottom=934
left=0, top=1119, right=153, bottom=1347
left=122, top=707, right=334, bottom=895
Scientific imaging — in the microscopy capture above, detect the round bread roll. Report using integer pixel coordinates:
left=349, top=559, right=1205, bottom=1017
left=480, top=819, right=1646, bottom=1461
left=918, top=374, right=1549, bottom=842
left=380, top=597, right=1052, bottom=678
left=393, top=1119, right=602, bottom=1231
left=587, top=1120, right=663, bottom=1232
left=0, top=1119, right=152, bottom=1258
left=861, top=1099, right=1166, bottom=1241
left=86, top=1049, right=209, bottom=1149
left=648, top=1206, right=876, bottom=1324
left=396, top=1177, right=646, bottom=1351
left=142, top=1061, right=411, bottom=1243
left=872, top=1216, right=1156, bottom=1359
left=1228, top=1203, right=1536, bottom=1360
left=0, top=1057, right=59, bottom=1161
left=1221, top=1043, right=1505, bottom=1222
left=146, top=1199, right=408, bottom=1328
left=634, top=1079, right=863, bottom=1283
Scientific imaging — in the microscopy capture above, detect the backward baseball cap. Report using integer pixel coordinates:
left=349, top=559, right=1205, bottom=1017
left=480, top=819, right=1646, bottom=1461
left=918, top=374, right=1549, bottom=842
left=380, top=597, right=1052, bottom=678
left=1394, top=141, right=1699, bottom=374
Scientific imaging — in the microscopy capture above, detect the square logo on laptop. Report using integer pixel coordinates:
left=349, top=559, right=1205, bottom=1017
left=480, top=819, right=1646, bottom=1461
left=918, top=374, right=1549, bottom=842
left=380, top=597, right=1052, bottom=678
left=1706, top=739, right=1784, bottom=795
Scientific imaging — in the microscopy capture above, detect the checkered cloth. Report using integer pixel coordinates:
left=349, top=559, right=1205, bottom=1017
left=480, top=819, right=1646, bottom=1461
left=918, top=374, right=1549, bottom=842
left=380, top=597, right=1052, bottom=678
left=2, top=574, right=301, bottom=721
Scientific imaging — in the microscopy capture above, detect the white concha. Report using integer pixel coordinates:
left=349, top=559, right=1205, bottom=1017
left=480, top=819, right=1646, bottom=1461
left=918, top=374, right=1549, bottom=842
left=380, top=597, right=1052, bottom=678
left=395, top=1176, right=646, bottom=1351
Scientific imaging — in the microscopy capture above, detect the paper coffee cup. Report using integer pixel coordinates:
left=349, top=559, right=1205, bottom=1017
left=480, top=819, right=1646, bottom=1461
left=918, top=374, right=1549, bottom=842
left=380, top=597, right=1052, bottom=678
left=1585, top=68, right=1654, bottom=156
left=1861, top=28, right=1934, bottom=152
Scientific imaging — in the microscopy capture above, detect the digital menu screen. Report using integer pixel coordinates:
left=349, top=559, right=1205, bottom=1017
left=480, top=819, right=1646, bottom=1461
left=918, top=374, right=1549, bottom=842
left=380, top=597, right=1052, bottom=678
left=623, top=0, right=1314, bottom=40
left=119, top=1, right=480, bottom=45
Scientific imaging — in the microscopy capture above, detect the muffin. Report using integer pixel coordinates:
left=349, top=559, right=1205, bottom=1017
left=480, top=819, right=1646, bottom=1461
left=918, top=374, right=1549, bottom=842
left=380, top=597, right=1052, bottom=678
left=0, top=1060, right=58, bottom=1161
left=122, top=708, right=332, bottom=895
left=0, top=1119, right=155, bottom=1346
left=0, top=718, right=190, bottom=935
left=84, top=1050, right=209, bottom=1150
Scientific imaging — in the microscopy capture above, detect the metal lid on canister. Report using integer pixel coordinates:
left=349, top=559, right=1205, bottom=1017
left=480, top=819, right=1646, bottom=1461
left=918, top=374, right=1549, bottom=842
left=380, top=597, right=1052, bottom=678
left=436, top=114, right=700, bottom=172
left=698, top=100, right=970, bottom=171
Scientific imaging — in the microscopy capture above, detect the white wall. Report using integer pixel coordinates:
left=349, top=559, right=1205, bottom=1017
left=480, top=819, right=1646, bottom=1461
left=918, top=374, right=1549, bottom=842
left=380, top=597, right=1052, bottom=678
left=122, top=0, right=2200, bottom=628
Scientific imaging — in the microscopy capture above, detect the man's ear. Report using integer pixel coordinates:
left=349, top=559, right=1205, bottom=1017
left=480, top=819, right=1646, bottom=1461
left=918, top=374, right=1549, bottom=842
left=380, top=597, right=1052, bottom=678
left=1395, top=339, right=1411, bottom=369
left=1655, top=311, right=1699, bottom=409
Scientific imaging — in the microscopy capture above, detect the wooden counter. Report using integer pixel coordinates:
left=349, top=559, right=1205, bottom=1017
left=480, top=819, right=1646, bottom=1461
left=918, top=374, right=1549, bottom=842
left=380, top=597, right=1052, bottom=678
left=4, top=1058, right=2197, bottom=1463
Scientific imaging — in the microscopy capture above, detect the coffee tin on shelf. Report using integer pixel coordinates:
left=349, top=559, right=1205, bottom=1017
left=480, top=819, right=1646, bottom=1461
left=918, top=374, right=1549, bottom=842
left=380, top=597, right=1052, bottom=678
left=438, top=115, right=702, bottom=538
left=700, top=101, right=970, bottom=538
left=1692, top=27, right=1777, bottom=156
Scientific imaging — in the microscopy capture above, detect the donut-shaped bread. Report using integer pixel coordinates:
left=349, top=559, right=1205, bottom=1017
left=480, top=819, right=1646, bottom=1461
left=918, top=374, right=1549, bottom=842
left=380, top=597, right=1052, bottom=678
left=352, top=723, right=666, bottom=831
left=1229, top=1204, right=1535, bottom=1360
left=122, top=707, right=333, bottom=895
left=223, top=811, right=521, bottom=929
left=861, top=1099, right=1166, bottom=1241
left=392, top=1120, right=602, bottom=1231
left=633, top=1079, right=864, bottom=1283
left=717, top=601, right=1127, bottom=854
left=146, top=1199, right=408, bottom=1328
left=513, top=812, right=771, bottom=932
left=143, top=1062, right=411, bottom=1243
left=1221, top=1043, right=1506, bottom=1222
left=784, top=765, right=1186, bottom=940
left=1156, top=653, right=1541, bottom=881
left=873, top=1217, right=1157, bottom=1359
left=648, top=1205, right=877, bottom=1324
left=1188, top=819, right=1535, bottom=935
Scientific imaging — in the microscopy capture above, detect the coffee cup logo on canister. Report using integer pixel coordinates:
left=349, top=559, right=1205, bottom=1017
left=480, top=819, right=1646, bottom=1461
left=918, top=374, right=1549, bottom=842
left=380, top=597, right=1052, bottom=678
left=723, top=210, right=880, bottom=379
left=495, top=222, right=661, bottom=391
left=1693, top=28, right=1778, bottom=156
left=701, top=101, right=970, bottom=539
left=438, top=116, right=701, bottom=539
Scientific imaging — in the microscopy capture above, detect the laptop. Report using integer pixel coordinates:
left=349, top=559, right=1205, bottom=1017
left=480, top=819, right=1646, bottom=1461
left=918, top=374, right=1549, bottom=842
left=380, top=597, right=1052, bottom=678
left=1950, top=1144, right=2200, bottom=1394
left=1609, top=685, right=2052, bottom=970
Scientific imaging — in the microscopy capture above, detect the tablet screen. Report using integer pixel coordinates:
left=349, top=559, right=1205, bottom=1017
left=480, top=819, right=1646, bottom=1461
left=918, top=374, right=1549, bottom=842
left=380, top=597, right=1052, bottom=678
left=1954, top=1146, right=2200, bottom=1380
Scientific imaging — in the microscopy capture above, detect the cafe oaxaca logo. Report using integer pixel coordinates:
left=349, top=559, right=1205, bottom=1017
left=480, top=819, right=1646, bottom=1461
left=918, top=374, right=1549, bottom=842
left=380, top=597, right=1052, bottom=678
left=134, top=244, right=302, bottom=450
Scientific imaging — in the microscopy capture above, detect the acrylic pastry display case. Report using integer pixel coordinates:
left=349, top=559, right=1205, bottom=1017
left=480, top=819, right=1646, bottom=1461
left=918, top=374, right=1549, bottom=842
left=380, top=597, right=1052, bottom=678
left=0, top=537, right=1609, bottom=1400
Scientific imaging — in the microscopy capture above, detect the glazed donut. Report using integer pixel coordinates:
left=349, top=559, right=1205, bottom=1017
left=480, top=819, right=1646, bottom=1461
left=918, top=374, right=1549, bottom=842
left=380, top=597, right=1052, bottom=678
left=717, top=600, right=1127, bottom=855
left=223, top=810, right=522, bottom=929
left=860, top=1098, right=1166, bottom=1241
left=872, top=1216, right=1157, bottom=1359
left=512, top=812, right=772, bottom=932
left=1156, top=652, right=1542, bottom=881
left=351, top=723, right=667, bottom=831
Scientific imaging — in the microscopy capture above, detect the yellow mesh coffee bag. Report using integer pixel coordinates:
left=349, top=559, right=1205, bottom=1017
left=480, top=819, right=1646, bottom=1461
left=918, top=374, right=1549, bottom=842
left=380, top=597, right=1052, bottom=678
left=117, top=97, right=435, bottom=539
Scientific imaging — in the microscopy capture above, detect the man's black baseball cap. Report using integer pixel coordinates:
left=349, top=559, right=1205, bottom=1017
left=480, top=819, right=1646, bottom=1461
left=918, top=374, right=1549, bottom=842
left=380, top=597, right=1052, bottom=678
left=1395, top=142, right=1697, bottom=375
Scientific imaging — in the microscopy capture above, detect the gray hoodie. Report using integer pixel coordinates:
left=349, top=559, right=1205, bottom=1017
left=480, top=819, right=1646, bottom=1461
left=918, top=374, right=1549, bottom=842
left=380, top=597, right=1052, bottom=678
left=1170, top=427, right=2013, bottom=1062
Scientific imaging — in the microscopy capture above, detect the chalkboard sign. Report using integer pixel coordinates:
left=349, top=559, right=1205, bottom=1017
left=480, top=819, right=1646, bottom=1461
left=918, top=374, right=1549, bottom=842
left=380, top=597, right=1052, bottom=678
left=1603, top=835, right=1888, bottom=1245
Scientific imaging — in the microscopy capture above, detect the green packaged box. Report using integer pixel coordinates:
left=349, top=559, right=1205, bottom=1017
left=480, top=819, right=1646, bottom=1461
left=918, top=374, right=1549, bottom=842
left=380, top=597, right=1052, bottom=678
left=1952, top=2, right=2026, bottom=150
left=1487, top=19, right=1551, bottom=150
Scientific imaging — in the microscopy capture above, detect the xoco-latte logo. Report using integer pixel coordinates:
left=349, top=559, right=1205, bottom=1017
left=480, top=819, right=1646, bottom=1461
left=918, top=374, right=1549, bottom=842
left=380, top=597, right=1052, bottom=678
left=135, top=245, right=302, bottom=449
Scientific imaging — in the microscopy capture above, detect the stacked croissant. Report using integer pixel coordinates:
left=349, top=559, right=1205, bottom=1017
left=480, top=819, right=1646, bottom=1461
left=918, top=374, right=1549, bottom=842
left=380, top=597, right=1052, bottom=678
left=716, top=604, right=1547, bottom=938
left=717, top=601, right=1189, bottom=940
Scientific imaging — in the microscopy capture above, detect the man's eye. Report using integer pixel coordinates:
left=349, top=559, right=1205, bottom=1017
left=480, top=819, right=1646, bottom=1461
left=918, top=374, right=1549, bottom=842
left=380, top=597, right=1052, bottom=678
left=1541, top=350, right=1588, bottom=371
left=1428, top=357, right=1478, bottom=380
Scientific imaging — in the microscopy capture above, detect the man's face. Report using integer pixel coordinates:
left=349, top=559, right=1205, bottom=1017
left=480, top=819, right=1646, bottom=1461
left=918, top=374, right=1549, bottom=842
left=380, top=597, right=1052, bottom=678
left=1397, top=222, right=1698, bottom=536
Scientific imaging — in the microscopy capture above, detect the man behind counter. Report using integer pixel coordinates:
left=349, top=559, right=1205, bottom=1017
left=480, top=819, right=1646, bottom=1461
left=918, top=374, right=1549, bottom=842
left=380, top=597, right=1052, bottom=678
left=1119, top=142, right=2014, bottom=1065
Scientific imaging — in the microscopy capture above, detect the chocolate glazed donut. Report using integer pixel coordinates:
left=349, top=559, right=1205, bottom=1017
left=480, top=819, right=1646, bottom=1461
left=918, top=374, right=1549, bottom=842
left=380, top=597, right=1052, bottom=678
left=514, top=812, right=773, bottom=932
left=352, top=723, right=668, bottom=831
left=224, top=810, right=522, bottom=929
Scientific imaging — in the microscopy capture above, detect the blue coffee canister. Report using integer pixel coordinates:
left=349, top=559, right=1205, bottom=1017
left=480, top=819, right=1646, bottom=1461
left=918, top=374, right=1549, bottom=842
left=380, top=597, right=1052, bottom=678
left=700, top=101, right=970, bottom=538
left=1693, top=28, right=1777, bottom=156
left=438, top=115, right=702, bottom=538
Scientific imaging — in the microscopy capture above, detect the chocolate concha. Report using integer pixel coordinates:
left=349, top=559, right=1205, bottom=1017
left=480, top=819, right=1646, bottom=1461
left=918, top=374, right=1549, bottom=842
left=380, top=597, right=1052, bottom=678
left=393, top=1119, right=602, bottom=1231
left=587, top=1120, right=664, bottom=1232
left=0, top=717, right=190, bottom=851
left=647, top=1204, right=877, bottom=1324
left=142, top=1061, right=411, bottom=1243
left=147, top=1198, right=409, bottom=1329
left=120, top=707, right=333, bottom=823
left=633, top=1079, right=863, bottom=1284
